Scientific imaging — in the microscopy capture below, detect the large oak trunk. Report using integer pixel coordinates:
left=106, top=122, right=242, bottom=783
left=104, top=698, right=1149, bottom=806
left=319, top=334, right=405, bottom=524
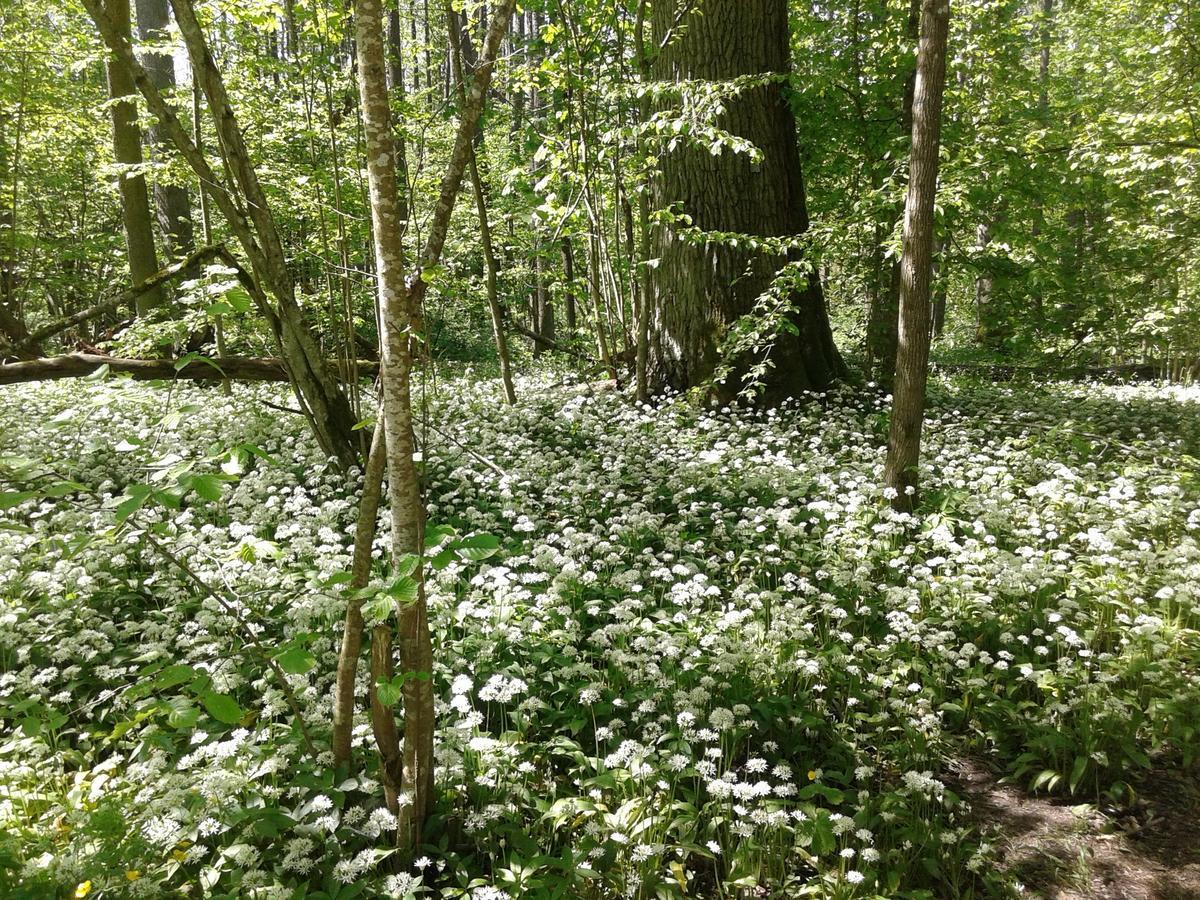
left=648, top=0, right=845, bottom=402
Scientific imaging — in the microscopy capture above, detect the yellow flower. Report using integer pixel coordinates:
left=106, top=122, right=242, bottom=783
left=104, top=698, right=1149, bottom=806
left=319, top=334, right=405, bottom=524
left=126, top=870, right=141, bottom=881
left=807, top=770, right=817, bottom=781
left=74, top=882, right=92, bottom=898
left=172, top=849, right=188, bottom=862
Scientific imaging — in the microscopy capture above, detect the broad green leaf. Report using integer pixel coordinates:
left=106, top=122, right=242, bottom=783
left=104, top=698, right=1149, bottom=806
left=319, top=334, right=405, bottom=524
left=187, top=473, right=226, bottom=503
left=386, top=575, right=419, bottom=603
left=453, top=533, right=501, bottom=562
left=375, top=676, right=403, bottom=708
left=276, top=646, right=317, bottom=676
left=201, top=692, right=244, bottom=725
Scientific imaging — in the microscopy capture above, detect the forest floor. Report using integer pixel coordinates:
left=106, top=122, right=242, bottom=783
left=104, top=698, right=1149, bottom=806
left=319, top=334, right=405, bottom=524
left=1, top=374, right=1199, bottom=898
left=953, top=757, right=1200, bottom=899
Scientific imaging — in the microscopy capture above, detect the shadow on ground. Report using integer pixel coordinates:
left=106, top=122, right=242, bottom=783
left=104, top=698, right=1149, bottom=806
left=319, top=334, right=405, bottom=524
left=950, top=758, right=1200, bottom=899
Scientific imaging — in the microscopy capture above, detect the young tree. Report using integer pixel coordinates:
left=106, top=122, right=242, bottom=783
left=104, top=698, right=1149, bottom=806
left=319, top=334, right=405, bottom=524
left=353, top=0, right=516, bottom=850
left=648, top=0, right=845, bottom=402
left=883, top=0, right=951, bottom=512
left=103, top=0, right=164, bottom=314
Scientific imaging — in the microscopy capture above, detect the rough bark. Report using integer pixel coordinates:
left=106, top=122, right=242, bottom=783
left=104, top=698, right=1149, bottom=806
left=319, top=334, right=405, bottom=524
left=104, top=0, right=165, bottom=315
left=0, top=353, right=378, bottom=385
left=883, top=0, right=951, bottom=513
left=134, top=0, right=194, bottom=258
left=648, top=0, right=845, bottom=403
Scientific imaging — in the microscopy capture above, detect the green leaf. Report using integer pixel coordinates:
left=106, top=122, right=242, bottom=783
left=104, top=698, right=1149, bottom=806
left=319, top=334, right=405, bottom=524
left=152, top=664, right=197, bottom=691
left=1069, top=755, right=1089, bottom=793
left=165, top=697, right=201, bottom=730
left=114, top=484, right=153, bottom=525
left=453, top=532, right=501, bottom=562
left=200, top=692, right=244, bottom=725
left=375, top=676, right=403, bottom=708
left=276, top=646, right=317, bottom=676
left=0, top=490, right=37, bottom=510
left=430, top=548, right=456, bottom=571
left=362, top=594, right=393, bottom=622
left=225, top=286, right=253, bottom=314
left=173, top=353, right=226, bottom=376
left=187, top=473, right=226, bottom=502
left=424, top=523, right=457, bottom=549
left=385, top=575, right=419, bottom=603
left=394, top=553, right=420, bottom=577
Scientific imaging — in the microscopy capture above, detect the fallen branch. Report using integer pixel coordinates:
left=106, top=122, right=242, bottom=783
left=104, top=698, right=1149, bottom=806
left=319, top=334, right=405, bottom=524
left=1, top=245, right=234, bottom=358
left=0, top=353, right=380, bottom=386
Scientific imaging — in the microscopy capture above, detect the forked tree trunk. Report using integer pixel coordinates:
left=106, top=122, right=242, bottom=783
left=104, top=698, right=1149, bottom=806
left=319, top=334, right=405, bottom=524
left=884, top=0, right=951, bottom=512
left=134, top=0, right=194, bottom=258
left=354, top=0, right=516, bottom=851
left=104, top=0, right=164, bottom=315
left=84, top=0, right=361, bottom=467
left=648, top=0, right=844, bottom=402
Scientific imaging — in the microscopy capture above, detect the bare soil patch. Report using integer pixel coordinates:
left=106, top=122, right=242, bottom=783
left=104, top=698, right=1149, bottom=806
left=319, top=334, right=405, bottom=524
left=950, top=758, right=1200, bottom=899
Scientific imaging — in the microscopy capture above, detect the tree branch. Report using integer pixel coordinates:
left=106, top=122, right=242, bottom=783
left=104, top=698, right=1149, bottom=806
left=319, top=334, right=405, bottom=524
left=0, top=353, right=379, bottom=386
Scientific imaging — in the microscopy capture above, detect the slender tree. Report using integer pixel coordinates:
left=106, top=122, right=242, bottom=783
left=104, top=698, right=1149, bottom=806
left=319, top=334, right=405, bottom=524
left=884, top=0, right=951, bottom=512
left=446, top=1, right=516, bottom=404
left=353, top=0, right=516, bottom=850
left=103, top=0, right=164, bottom=314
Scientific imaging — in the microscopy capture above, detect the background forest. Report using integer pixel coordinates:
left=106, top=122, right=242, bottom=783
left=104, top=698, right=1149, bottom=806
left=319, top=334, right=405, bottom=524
left=1, top=0, right=1199, bottom=898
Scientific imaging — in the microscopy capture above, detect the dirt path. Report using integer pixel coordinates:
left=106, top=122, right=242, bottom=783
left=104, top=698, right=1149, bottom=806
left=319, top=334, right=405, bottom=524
left=950, top=758, right=1200, bottom=899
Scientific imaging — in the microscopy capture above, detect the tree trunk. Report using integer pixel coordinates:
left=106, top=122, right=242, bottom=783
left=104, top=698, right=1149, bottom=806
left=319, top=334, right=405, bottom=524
left=865, top=0, right=920, bottom=387
left=332, top=413, right=388, bottom=772
left=561, top=237, right=578, bottom=330
left=588, top=233, right=617, bottom=380
left=884, top=0, right=951, bottom=513
left=354, top=0, right=516, bottom=852
left=135, top=0, right=194, bottom=258
left=648, top=0, right=844, bottom=403
left=104, top=0, right=164, bottom=315
left=532, top=247, right=555, bottom=355
left=355, top=0, right=432, bottom=849
left=446, top=1, right=516, bottom=403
